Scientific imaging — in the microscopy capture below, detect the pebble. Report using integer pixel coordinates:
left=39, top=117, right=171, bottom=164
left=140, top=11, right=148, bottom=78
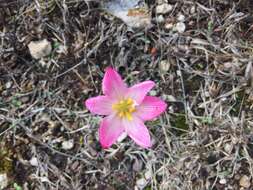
left=156, top=15, right=165, bottom=23
left=30, top=157, right=39, bottom=166
left=175, top=22, right=186, bottom=33
left=5, top=81, right=12, bottom=89
left=156, top=4, right=173, bottom=14
left=159, top=59, right=170, bottom=72
left=177, top=14, right=185, bottom=22
left=62, top=139, right=74, bottom=150
left=224, top=143, right=233, bottom=153
left=219, top=178, right=227, bottom=185
left=28, top=39, right=52, bottom=59
left=0, top=173, right=8, bottom=189
left=164, top=23, right=174, bottom=30
left=190, top=6, right=196, bottom=14
left=239, top=175, right=251, bottom=188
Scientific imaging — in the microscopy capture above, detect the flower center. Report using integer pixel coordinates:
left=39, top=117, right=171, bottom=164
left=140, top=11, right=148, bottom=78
left=112, top=98, right=136, bottom=121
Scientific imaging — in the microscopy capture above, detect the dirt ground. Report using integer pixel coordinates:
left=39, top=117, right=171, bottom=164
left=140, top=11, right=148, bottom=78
left=1, top=0, right=253, bottom=189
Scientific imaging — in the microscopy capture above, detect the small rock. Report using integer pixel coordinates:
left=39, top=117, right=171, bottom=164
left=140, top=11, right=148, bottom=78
left=175, top=22, right=186, bottom=33
left=164, top=23, right=174, bottom=30
left=0, top=173, right=8, bottom=189
left=159, top=59, right=170, bottom=72
left=104, top=1, right=151, bottom=28
left=219, top=178, right=227, bottom=185
left=156, top=4, right=173, bottom=14
left=156, top=15, right=165, bottom=23
left=239, top=175, right=251, bottom=188
left=5, top=81, right=12, bottom=89
left=176, top=70, right=182, bottom=77
left=62, top=139, right=74, bottom=150
left=28, top=39, right=52, bottom=59
left=30, top=157, right=39, bottom=166
left=136, top=178, right=147, bottom=189
left=190, top=6, right=196, bottom=14
left=224, top=143, right=233, bottom=153
left=177, top=14, right=185, bottom=22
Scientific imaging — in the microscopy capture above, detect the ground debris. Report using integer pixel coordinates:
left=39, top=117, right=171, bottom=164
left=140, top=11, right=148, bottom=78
left=1, top=0, right=253, bottom=189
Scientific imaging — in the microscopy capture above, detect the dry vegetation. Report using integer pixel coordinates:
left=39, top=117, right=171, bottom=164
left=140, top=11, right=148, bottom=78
left=1, top=0, right=253, bottom=189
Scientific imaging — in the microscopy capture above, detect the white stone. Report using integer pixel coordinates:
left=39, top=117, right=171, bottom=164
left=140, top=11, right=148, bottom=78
left=190, top=6, right=196, bottom=14
left=224, top=143, right=233, bottom=153
left=159, top=60, right=170, bottom=72
left=156, top=4, right=173, bottom=14
left=177, top=14, right=185, bottom=22
left=5, top=81, right=12, bottom=89
left=156, top=15, right=165, bottom=23
left=219, top=178, right=227, bottom=184
left=62, top=139, right=74, bottom=150
left=28, top=39, right=52, bottom=59
left=164, top=23, right=174, bottom=30
left=30, top=157, right=39, bottom=166
left=175, top=22, right=186, bottom=33
left=0, top=173, right=8, bottom=189
left=104, top=0, right=151, bottom=28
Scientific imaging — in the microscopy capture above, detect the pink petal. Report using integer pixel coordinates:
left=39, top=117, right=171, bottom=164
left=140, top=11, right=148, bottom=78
left=127, top=81, right=155, bottom=104
left=135, top=96, right=167, bottom=121
left=102, top=67, right=127, bottom=99
left=85, top=96, right=114, bottom=115
left=99, top=115, right=125, bottom=148
left=123, top=116, right=151, bottom=148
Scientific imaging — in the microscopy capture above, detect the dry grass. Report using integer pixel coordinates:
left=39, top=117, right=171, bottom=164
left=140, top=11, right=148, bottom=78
left=1, top=0, right=253, bottom=189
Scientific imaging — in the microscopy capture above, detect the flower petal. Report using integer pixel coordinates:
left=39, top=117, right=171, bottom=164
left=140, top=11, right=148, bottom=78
left=127, top=81, right=155, bottom=104
left=99, top=115, right=125, bottom=148
left=102, top=67, right=127, bottom=99
left=85, top=96, right=114, bottom=115
left=123, top=116, right=151, bottom=148
left=135, top=96, right=167, bottom=121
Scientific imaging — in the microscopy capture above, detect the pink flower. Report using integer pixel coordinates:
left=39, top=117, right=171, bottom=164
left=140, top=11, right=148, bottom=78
left=85, top=67, right=167, bottom=148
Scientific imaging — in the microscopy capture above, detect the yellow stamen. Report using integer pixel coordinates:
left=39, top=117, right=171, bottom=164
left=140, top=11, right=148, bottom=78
left=112, top=98, right=136, bottom=121
left=127, top=98, right=133, bottom=104
left=128, top=107, right=136, bottom=113
left=125, top=112, right=133, bottom=121
left=119, top=112, right=124, bottom=118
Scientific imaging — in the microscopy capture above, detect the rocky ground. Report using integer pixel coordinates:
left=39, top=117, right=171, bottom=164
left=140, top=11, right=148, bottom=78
left=1, top=0, right=253, bottom=189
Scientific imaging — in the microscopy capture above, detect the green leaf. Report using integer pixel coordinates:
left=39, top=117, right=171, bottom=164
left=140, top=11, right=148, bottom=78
left=14, top=183, right=22, bottom=190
